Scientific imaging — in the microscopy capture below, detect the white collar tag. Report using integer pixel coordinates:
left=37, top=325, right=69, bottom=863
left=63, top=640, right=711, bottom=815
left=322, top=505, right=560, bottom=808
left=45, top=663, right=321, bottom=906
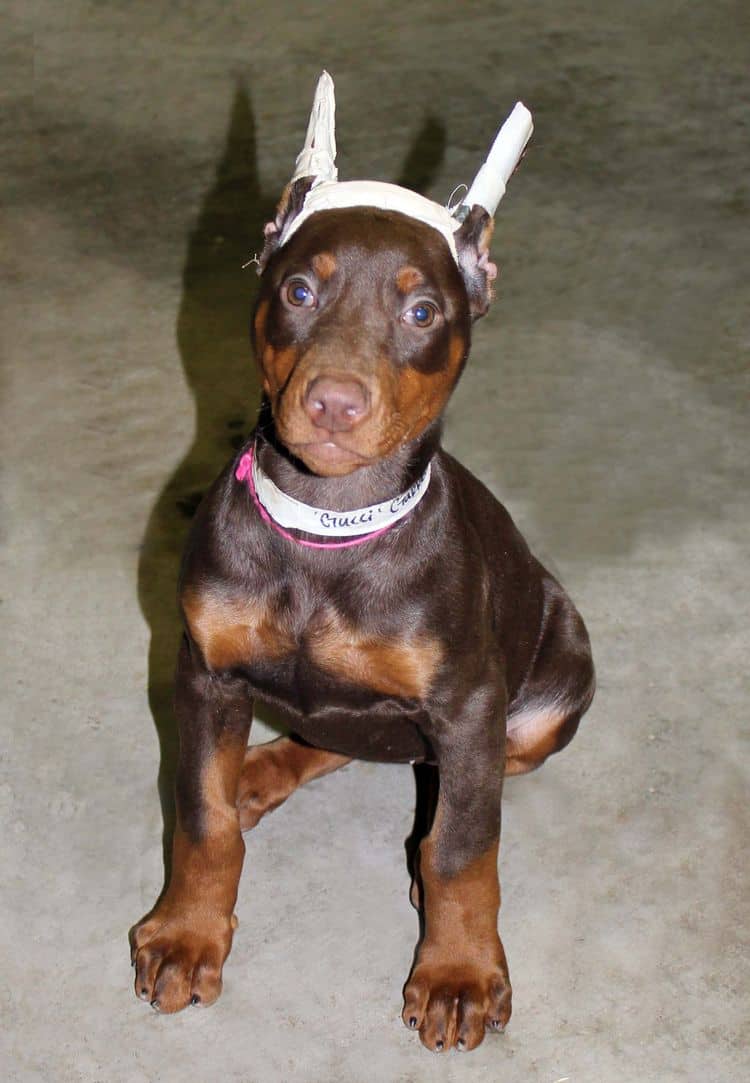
left=251, top=453, right=432, bottom=538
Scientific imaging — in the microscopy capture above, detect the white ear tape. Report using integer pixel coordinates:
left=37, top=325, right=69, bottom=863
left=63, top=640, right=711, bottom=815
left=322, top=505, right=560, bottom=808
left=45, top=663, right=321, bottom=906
left=291, top=70, right=338, bottom=185
left=460, top=102, right=533, bottom=218
left=279, top=179, right=462, bottom=258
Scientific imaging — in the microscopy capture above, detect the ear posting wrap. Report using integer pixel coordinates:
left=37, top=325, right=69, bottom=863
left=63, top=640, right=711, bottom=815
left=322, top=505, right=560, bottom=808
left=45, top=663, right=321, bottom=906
left=278, top=71, right=533, bottom=263
left=280, top=179, right=466, bottom=260
left=458, top=102, right=534, bottom=220
left=290, top=69, right=338, bottom=186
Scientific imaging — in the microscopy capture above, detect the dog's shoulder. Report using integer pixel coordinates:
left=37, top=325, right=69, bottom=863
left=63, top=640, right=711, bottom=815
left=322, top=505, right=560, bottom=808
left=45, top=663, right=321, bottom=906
left=178, top=440, right=269, bottom=593
left=435, top=449, right=529, bottom=552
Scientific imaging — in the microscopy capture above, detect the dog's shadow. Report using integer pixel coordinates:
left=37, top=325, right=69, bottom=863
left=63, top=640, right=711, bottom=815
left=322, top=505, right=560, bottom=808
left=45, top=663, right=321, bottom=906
left=136, top=79, right=447, bottom=898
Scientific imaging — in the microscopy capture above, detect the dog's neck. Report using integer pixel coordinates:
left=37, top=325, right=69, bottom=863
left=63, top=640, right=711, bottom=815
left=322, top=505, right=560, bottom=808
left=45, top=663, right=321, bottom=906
left=254, top=400, right=441, bottom=514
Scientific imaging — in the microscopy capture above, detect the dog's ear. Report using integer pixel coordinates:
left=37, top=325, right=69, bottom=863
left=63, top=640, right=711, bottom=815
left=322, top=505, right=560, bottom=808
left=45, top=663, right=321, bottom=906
left=454, top=206, right=497, bottom=319
left=257, top=176, right=315, bottom=273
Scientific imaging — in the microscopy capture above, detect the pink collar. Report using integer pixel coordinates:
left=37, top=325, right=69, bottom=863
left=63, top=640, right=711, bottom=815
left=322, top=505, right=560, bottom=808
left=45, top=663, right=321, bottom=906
left=235, top=444, right=431, bottom=550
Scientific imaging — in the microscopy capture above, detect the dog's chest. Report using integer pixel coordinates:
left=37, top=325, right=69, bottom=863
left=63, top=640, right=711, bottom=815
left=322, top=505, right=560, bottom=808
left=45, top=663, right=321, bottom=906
left=183, top=587, right=442, bottom=705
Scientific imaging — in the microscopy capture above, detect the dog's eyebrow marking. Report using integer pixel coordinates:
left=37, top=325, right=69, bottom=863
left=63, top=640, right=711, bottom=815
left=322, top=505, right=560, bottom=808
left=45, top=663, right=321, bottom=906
left=182, top=588, right=295, bottom=672
left=309, top=606, right=442, bottom=700
left=312, top=252, right=337, bottom=280
left=396, top=266, right=426, bottom=294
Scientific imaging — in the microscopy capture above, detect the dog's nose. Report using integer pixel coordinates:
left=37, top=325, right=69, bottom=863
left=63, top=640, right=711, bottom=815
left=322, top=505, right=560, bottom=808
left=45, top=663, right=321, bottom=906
left=304, top=376, right=369, bottom=432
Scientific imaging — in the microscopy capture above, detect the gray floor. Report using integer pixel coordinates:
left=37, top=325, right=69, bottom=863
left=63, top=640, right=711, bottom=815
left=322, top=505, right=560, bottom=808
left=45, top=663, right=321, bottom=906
left=2, top=2, right=748, bottom=1080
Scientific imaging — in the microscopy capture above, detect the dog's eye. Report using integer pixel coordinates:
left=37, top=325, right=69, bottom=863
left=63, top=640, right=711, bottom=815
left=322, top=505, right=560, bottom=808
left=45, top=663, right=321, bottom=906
left=285, top=280, right=316, bottom=308
left=404, top=302, right=437, bottom=328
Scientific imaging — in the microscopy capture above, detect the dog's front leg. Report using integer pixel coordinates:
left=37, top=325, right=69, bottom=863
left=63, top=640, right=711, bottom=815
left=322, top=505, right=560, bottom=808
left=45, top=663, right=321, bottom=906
left=403, top=685, right=511, bottom=1053
left=131, top=637, right=252, bottom=1013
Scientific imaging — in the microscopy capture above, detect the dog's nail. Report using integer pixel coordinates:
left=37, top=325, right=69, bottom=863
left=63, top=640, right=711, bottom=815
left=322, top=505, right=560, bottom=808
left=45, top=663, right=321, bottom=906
left=435, top=1038, right=444, bottom=1051
left=408, top=1016, right=418, bottom=1029
left=190, top=994, right=201, bottom=1006
left=150, top=999, right=161, bottom=1012
left=139, top=987, right=150, bottom=999
left=457, top=1038, right=466, bottom=1050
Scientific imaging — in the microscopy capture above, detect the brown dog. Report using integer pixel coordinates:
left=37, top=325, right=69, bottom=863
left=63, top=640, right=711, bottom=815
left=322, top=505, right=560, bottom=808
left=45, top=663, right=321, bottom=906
left=131, top=91, right=595, bottom=1054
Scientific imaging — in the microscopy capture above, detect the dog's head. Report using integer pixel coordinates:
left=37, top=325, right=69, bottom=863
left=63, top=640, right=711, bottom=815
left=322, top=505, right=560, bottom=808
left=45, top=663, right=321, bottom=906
left=250, top=72, right=530, bottom=477
left=252, top=185, right=496, bottom=477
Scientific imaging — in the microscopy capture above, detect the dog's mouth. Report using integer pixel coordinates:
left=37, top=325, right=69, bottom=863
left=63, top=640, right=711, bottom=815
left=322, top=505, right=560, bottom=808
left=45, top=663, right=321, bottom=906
left=289, top=438, right=371, bottom=476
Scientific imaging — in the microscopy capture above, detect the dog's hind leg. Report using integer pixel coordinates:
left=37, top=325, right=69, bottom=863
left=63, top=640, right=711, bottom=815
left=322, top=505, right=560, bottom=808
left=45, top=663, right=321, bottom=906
left=504, top=699, right=587, bottom=775
left=237, top=735, right=350, bottom=830
left=505, top=574, right=595, bottom=776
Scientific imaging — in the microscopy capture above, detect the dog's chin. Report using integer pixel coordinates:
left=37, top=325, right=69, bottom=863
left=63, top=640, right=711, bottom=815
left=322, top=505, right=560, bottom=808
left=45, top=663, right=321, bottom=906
left=290, top=440, right=370, bottom=477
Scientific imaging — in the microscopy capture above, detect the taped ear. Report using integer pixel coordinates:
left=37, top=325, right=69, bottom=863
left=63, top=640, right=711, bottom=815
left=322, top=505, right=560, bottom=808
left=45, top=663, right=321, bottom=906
left=257, top=176, right=315, bottom=273
left=257, top=71, right=338, bottom=274
left=454, top=206, right=497, bottom=319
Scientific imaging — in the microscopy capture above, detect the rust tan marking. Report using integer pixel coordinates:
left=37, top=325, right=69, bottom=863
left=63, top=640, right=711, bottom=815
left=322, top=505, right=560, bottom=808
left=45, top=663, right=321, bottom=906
left=388, top=331, right=467, bottom=445
left=312, top=251, right=337, bottom=280
left=253, top=298, right=270, bottom=350
left=447, top=331, right=466, bottom=372
left=261, top=343, right=299, bottom=398
left=169, top=739, right=249, bottom=901
left=237, top=736, right=350, bottom=831
left=418, top=838, right=502, bottom=958
left=182, top=588, right=294, bottom=672
left=309, top=607, right=442, bottom=700
left=199, top=739, right=251, bottom=834
left=396, top=265, right=425, bottom=293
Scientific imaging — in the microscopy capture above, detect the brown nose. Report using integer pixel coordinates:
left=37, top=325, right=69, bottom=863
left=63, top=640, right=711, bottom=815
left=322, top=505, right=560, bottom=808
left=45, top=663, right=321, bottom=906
left=304, top=376, right=370, bottom=432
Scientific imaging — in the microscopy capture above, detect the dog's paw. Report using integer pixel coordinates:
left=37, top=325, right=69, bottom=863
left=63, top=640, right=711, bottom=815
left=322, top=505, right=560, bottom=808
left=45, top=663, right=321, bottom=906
left=402, top=960, right=511, bottom=1052
left=130, top=904, right=238, bottom=1014
left=236, top=744, right=295, bottom=831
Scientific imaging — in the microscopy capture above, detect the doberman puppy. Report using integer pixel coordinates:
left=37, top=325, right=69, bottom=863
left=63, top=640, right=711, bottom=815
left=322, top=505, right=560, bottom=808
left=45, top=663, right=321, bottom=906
left=131, top=178, right=595, bottom=1052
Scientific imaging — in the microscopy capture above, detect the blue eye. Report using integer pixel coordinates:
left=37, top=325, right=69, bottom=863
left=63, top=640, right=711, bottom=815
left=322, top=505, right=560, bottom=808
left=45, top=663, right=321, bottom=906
left=406, top=302, right=437, bottom=327
left=286, top=280, right=315, bottom=307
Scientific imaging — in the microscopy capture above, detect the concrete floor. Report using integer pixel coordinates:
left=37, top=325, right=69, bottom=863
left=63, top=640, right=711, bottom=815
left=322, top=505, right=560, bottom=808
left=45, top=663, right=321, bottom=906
left=2, top=2, right=748, bottom=1080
